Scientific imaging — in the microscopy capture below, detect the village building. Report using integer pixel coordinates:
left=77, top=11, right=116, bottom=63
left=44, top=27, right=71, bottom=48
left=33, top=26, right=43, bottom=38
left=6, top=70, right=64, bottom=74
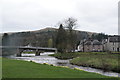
left=103, top=35, right=120, bottom=52
left=78, top=39, right=103, bottom=52
left=78, top=35, right=120, bottom=52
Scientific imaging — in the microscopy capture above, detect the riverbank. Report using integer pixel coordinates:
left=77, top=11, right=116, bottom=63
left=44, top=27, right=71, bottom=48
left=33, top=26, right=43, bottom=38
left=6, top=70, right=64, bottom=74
left=49, top=52, right=120, bottom=73
left=2, top=58, right=111, bottom=78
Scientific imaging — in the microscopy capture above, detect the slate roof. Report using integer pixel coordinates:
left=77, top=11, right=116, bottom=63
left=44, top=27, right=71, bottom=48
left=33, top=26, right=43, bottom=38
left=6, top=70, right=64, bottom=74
left=93, top=40, right=102, bottom=45
left=84, top=40, right=102, bottom=45
left=109, top=36, right=120, bottom=42
left=84, top=41, right=92, bottom=45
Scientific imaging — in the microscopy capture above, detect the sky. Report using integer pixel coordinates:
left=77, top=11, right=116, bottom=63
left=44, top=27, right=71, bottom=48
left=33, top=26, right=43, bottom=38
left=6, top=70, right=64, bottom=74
left=1, top=0, right=119, bottom=35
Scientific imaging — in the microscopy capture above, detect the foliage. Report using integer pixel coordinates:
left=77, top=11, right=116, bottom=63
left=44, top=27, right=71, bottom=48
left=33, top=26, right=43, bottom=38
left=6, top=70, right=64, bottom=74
left=2, top=28, right=91, bottom=48
left=2, top=33, right=9, bottom=46
left=64, top=17, right=77, bottom=31
left=56, top=24, right=67, bottom=53
left=91, top=33, right=108, bottom=41
left=56, top=18, right=78, bottom=53
left=22, top=51, right=35, bottom=54
left=48, top=38, right=53, bottom=48
left=65, top=18, right=77, bottom=52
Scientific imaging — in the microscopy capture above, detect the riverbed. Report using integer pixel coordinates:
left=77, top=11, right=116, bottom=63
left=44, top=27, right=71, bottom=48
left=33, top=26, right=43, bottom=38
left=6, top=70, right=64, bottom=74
left=10, top=52, right=119, bottom=77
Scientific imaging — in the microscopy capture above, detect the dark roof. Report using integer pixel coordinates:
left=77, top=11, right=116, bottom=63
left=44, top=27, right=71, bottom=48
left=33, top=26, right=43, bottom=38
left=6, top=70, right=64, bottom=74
left=93, top=40, right=102, bottom=45
left=109, top=36, right=120, bottom=42
left=85, top=41, right=92, bottom=45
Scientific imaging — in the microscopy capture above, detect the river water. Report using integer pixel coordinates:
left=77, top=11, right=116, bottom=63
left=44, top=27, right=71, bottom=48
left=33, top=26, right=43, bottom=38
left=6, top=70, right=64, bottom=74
left=10, top=52, right=119, bottom=77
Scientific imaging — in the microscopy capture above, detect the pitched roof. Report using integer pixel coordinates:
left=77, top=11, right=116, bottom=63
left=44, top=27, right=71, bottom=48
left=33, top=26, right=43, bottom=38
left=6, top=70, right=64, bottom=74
left=85, top=41, right=92, bottom=45
left=109, top=36, right=120, bottom=42
left=93, top=40, right=102, bottom=45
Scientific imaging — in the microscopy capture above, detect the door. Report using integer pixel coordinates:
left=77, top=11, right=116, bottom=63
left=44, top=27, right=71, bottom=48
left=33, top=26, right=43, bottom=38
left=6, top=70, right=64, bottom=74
left=117, top=48, right=119, bottom=52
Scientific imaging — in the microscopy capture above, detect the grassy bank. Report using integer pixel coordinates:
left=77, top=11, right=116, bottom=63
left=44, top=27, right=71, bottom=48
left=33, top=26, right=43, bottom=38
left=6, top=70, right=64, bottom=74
left=22, top=52, right=35, bottom=54
left=2, top=58, right=111, bottom=78
left=49, top=52, right=107, bottom=59
left=49, top=52, right=82, bottom=59
left=50, top=52, right=120, bottom=73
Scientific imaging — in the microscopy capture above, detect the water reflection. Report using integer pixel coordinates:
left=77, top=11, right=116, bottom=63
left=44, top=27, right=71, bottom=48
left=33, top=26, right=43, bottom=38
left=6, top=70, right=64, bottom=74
left=12, top=52, right=119, bottom=77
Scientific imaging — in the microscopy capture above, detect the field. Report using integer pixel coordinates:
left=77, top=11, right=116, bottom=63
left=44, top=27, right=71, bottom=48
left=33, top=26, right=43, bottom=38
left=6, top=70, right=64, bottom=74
left=2, top=58, right=111, bottom=78
left=0, top=57, right=2, bottom=79
left=50, top=52, right=120, bottom=72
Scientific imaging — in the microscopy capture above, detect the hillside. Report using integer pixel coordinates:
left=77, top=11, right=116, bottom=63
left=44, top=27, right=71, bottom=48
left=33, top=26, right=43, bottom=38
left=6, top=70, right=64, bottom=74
left=2, top=27, right=98, bottom=56
left=2, top=27, right=97, bottom=47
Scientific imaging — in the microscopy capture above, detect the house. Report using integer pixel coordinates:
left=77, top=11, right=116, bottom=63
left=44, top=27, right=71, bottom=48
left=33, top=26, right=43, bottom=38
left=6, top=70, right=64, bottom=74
left=103, top=35, right=120, bottom=52
left=78, top=35, right=120, bottom=52
left=78, top=39, right=103, bottom=52
left=92, top=40, right=103, bottom=52
left=84, top=41, right=92, bottom=52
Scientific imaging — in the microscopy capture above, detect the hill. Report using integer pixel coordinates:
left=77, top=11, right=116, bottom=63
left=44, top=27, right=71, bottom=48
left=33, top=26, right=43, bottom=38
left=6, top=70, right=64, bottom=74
left=2, top=27, right=97, bottom=47
left=2, top=27, right=98, bottom=56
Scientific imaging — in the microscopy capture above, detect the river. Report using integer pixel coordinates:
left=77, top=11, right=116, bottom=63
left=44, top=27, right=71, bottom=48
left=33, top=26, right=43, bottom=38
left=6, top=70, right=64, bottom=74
left=10, top=52, right=119, bottom=77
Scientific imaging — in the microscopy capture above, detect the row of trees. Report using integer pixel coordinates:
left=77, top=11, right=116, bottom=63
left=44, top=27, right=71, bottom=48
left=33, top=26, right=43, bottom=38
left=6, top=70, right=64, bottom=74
left=91, top=33, right=108, bottom=41
left=56, top=18, right=77, bottom=53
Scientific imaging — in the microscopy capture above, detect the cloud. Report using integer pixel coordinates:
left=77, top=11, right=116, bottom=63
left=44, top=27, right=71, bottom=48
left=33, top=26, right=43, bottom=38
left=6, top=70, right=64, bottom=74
left=1, top=0, right=119, bottom=35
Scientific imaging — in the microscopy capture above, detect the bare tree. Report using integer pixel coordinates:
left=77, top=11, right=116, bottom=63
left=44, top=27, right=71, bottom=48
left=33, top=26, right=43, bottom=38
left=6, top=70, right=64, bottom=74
left=64, top=17, right=77, bottom=31
left=64, top=17, right=78, bottom=52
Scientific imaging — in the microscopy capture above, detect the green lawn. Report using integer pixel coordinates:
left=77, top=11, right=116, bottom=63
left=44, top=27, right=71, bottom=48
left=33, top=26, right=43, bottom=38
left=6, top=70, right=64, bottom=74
left=22, top=51, right=35, bottom=54
left=2, top=58, right=111, bottom=78
left=0, top=57, right=2, bottom=79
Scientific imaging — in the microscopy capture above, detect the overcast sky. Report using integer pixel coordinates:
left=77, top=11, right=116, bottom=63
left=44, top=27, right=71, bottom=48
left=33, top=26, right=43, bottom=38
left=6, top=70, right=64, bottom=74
left=1, top=0, right=119, bottom=35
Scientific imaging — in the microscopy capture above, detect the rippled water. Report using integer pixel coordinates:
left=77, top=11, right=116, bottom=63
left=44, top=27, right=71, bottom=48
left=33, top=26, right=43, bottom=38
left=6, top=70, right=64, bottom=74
left=11, top=52, right=119, bottom=77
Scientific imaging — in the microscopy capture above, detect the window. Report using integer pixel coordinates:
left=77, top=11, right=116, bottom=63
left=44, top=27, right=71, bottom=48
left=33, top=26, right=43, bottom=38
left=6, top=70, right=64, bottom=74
left=113, top=42, right=114, bottom=45
left=113, top=47, right=114, bottom=51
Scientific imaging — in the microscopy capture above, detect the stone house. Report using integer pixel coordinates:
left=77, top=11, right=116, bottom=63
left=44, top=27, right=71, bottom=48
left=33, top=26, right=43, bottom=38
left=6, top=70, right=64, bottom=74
left=78, top=39, right=103, bottom=52
left=92, top=40, right=103, bottom=52
left=103, top=35, right=120, bottom=52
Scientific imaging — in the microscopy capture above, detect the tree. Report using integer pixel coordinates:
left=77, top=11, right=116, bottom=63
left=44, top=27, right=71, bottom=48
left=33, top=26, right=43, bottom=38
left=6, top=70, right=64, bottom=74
left=64, top=17, right=77, bottom=31
left=2, top=33, right=9, bottom=46
left=56, top=24, right=67, bottom=53
left=48, top=38, right=53, bottom=48
left=64, top=17, right=78, bottom=52
left=91, top=33, right=108, bottom=41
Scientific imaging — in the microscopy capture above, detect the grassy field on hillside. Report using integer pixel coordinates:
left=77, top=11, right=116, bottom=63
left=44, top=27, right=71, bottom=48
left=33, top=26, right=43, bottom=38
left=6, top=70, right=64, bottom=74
left=2, top=58, right=111, bottom=78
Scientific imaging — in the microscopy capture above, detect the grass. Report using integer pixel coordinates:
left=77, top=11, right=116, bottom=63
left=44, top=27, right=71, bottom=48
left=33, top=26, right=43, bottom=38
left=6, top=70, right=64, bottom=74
left=2, top=58, right=112, bottom=78
left=49, top=52, right=107, bottom=59
left=50, top=52, right=120, bottom=73
left=112, top=52, right=120, bottom=54
left=49, top=52, right=83, bottom=59
left=0, top=57, right=2, bottom=79
left=22, top=51, right=35, bottom=54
